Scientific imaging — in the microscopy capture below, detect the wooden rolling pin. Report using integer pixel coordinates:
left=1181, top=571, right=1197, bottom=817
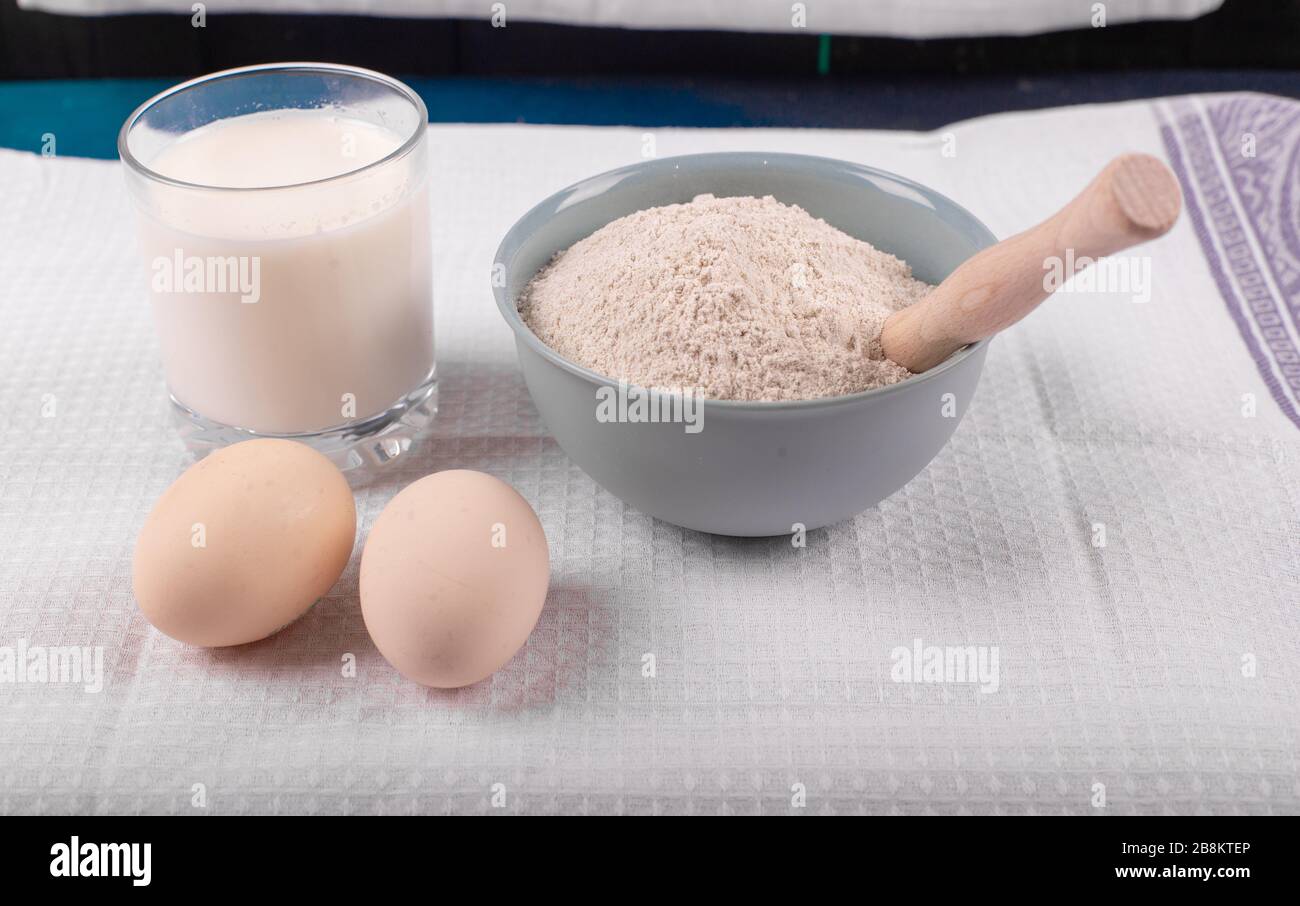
left=880, top=153, right=1182, bottom=374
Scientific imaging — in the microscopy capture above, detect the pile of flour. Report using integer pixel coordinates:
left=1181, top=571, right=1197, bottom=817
left=517, top=194, right=933, bottom=401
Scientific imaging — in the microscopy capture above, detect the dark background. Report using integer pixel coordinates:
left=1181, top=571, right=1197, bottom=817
left=5, top=0, right=1300, bottom=80
left=1, top=0, right=1298, bottom=153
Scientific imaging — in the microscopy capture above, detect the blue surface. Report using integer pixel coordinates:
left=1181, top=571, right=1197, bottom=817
left=0, top=77, right=751, bottom=159
left=2, top=71, right=1299, bottom=160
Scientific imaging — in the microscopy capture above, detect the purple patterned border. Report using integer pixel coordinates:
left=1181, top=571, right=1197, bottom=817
left=1157, top=94, right=1300, bottom=431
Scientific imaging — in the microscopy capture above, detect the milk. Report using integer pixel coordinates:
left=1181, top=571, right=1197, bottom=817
left=134, top=109, right=433, bottom=435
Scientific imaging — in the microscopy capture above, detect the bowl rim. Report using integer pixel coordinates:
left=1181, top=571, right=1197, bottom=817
left=492, top=150, right=998, bottom=411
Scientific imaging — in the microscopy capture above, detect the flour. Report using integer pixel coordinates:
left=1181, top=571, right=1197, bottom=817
left=518, top=194, right=933, bottom=402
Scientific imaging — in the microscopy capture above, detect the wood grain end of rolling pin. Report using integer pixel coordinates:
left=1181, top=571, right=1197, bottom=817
left=1108, top=153, right=1183, bottom=237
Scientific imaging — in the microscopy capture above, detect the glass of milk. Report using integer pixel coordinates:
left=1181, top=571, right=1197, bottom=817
left=119, top=63, right=435, bottom=472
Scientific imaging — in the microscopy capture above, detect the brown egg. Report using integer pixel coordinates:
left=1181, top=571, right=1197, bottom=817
left=360, top=470, right=549, bottom=688
left=133, top=439, right=356, bottom=647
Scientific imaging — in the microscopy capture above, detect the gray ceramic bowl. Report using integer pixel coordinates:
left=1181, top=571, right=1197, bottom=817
left=493, top=152, right=996, bottom=536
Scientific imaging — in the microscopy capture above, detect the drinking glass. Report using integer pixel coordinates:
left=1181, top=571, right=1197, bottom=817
left=119, top=63, right=435, bottom=472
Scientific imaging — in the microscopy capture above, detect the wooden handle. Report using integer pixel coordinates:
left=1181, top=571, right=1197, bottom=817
left=880, top=153, right=1182, bottom=374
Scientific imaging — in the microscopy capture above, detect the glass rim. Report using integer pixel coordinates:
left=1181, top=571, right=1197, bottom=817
left=117, top=62, right=429, bottom=193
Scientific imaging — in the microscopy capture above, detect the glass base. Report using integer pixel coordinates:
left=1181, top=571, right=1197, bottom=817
left=170, top=369, right=438, bottom=479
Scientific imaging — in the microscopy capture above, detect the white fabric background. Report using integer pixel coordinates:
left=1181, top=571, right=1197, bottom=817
left=17, top=0, right=1225, bottom=38
left=0, top=99, right=1297, bottom=814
